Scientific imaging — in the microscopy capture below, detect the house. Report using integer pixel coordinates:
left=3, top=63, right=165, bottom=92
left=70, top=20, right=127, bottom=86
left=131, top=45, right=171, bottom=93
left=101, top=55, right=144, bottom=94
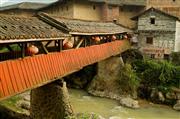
left=0, top=2, right=47, bottom=16
left=39, top=0, right=146, bottom=28
left=132, top=7, right=180, bottom=59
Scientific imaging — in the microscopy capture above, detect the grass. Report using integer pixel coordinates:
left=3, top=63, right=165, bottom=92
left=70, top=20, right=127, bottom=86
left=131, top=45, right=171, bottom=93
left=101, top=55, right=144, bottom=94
left=0, top=95, right=24, bottom=112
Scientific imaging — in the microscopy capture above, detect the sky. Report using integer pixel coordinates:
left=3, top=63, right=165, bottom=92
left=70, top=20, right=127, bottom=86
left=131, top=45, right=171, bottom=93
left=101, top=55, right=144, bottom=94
left=0, top=0, right=57, bottom=7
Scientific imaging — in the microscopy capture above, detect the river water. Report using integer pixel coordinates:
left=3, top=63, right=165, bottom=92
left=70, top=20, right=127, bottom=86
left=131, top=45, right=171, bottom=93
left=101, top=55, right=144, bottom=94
left=69, top=89, right=180, bottom=119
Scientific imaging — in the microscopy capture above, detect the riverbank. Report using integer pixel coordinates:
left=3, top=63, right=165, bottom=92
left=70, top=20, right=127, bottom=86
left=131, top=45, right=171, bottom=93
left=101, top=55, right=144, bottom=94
left=1, top=89, right=179, bottom=119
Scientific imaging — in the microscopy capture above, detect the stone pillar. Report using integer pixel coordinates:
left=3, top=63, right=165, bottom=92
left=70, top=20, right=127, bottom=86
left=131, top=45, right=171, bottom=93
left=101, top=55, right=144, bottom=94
left=30, top=80, right=74, bottom=119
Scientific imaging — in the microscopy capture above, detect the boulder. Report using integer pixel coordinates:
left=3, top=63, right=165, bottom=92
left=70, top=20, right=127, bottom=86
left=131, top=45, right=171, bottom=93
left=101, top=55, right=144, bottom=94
left=176, top=93, right=180, bottom=100
left=119, top=97, right=140, bottom=109
left=16, top=100, right=30, bottom=110
left=165, top=92, right=176, bottom=100
left=173, top=100, right=180, bottom=111
left=158, top=91, right=165, bottom=102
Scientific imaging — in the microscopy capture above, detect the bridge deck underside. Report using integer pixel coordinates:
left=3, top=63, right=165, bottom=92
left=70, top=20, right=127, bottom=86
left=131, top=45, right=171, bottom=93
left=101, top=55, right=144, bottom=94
left=0, top=40, right=130, bottom=100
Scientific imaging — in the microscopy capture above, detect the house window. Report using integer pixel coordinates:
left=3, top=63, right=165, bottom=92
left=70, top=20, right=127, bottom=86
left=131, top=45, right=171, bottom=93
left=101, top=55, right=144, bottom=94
left=164, top=54, right=170, bottom=60
left=150, top=54, right=155, bottom=59
left=146, top=37, right=153, bottom=44
left=93, top=5, right=96, bottom=10
left=150, top=18, right=155, bottom=24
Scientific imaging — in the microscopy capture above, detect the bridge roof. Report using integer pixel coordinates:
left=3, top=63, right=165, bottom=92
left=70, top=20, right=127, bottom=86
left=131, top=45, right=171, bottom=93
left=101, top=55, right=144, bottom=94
left=38, top=13, right=132, bottom=35
left=0, top=15, right=69, bottom=44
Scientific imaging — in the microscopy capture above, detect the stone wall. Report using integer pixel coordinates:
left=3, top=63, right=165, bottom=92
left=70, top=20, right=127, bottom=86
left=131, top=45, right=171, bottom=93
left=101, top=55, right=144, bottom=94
left=30, top=80, right=74, bottom=119
left=138, top=11, right=176, bottom=32
left=138, top=32, right=175, bottom=51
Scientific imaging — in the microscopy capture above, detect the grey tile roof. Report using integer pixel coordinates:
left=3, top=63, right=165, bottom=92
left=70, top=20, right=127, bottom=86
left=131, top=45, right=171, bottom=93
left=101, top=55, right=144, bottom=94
left=131, top=7, right=180, bottom=21
left=0, top=15, right=69, bottom=43
left=40, top=14, right=132, bottom=35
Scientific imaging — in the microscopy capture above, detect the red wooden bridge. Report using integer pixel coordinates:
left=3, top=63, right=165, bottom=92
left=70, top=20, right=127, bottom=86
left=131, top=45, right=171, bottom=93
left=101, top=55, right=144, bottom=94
left=0, top=14, right=132, bottom=101
left=0, top=40, right=129, bottom=100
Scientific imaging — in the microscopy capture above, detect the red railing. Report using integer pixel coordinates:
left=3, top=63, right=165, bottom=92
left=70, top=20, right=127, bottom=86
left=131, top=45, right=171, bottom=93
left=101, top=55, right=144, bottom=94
left=0, top=40, right=130, bottom=100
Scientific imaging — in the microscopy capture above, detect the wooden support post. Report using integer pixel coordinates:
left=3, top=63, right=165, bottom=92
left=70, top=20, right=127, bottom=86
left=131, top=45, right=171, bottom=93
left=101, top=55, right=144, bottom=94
left=58, top=40, right=63, bottom=51
left=21, top=43, right=26, bottom=58
left=84, top=38, right=87, bottom=47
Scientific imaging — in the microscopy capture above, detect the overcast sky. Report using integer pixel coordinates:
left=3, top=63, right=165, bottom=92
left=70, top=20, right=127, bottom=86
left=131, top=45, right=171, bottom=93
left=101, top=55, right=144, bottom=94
left=0, top=0, right=57, bottom=6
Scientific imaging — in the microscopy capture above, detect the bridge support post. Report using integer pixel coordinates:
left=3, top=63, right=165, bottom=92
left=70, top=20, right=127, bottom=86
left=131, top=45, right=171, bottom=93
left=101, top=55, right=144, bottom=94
left=30, top=80, right=74, bottom=119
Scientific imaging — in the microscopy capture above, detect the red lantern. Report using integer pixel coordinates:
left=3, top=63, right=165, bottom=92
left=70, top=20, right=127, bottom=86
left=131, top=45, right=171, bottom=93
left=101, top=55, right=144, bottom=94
left=63, top=41, right=73, bottom=49
left=26, top=45, right=39, bottom=56
left=112, top=35, right=116, bottom=41
left=94, top=36, right=100, bottom=42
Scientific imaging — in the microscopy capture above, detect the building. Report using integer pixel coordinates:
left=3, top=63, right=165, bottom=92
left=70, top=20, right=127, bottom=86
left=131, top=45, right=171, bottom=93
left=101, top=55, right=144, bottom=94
left=0, top=0, right=146, bottom=28
left=132, top=7, right=180, bottom=59
left=0, top=2, right=47, bottom=16
left=39, top=0, right=146, bottom=28
left=146, top=0, right=180, bottom=18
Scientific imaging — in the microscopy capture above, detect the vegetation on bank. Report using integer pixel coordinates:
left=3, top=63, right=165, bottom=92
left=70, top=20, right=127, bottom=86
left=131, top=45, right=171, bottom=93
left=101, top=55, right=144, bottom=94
left=133, top=59, right=180, bottom=91
left=121, top=50, right=180, bottom=103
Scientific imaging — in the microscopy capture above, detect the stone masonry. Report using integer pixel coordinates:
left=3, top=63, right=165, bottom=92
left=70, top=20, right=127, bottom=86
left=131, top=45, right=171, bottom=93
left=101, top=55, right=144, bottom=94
left=30, top=80, right=74, bottom=119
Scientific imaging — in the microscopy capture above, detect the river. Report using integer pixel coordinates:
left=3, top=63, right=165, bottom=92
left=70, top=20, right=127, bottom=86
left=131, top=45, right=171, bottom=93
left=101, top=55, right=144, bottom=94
left=69, top=89, right=180, bottom=119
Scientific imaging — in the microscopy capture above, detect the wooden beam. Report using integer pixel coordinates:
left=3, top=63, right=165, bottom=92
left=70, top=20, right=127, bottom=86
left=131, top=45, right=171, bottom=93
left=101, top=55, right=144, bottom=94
left=45, top=41, right=52, bottom=47
left=37, top=42, right=49, bottom=54
left=75, top=39, right=84, bottom=49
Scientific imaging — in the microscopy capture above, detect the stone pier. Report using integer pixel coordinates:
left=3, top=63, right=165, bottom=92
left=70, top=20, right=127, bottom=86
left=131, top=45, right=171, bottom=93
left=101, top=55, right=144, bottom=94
left=30, top=80, right=74, bottom=119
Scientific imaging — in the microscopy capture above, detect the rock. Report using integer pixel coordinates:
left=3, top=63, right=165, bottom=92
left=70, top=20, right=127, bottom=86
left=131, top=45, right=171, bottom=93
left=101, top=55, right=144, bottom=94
left=173, top=100, right=180, bottom=111
left=76, top=113, right=105, bottom=119
left=150, top=88, right=157, bottom=99
left=166, top=92, right=176, bottom=100
left=119, top=97, right=140, bottom=109
left=16, top=100, right=30, bottom=110
left=176, top=93, right=180, bottom=100
left=109, top=116, right=122, bottom=119
left=158, top=92, right=165, bottom=102
left=23, top=95, right=30, bottom=101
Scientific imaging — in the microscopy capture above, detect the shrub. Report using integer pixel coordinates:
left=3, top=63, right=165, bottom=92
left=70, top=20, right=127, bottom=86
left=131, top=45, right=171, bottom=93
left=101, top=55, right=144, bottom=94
left=133, top=59, right=180, bottom=92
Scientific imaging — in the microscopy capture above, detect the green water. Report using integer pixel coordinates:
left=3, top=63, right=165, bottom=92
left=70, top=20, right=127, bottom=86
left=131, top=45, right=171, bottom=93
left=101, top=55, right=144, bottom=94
left=69, top=89, right=180, bottom=119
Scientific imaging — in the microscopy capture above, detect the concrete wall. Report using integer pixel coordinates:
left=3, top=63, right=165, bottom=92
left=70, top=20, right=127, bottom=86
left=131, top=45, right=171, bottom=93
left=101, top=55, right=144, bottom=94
left=0, top=9, right=35, bottom=16
left=42, top=1, right=74, bottom=18
left=138, top=11, right=176, bottom=31
left=73, top=0, right=102, bottom=21
left=146, top=0, right=180, bottom=18
left=118, top=6, right=145, bottom=28
left=175, top=21, right=180, bottom=52
left=101, top=4, right=120, bottom=21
